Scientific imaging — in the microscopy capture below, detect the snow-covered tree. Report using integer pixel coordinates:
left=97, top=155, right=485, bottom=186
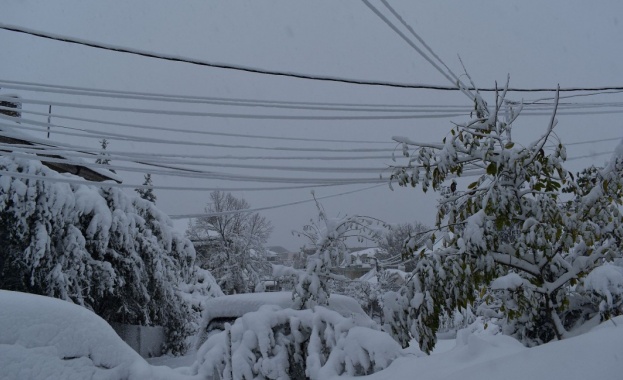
left=389, top=83, right=623, bottom=349
left=293, top=193, right=387, bottom=309
left=186, top=191, right=273, bottom=294
left=95, top=138, right=111, bottom=165
left=378, top=221, right=430, bottom=271
left=0, top=156, right=214, bottom=354
left=135, top=173, right=156, bottom=204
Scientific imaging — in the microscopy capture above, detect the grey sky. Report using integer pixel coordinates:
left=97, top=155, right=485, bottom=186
left=1, top=1, right=622, bottom=250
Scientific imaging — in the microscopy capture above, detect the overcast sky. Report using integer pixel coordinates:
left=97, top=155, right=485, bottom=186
left=2, top=1, right=622, bottom=250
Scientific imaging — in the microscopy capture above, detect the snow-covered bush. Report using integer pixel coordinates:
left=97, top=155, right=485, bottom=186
left=0, top=156, right=212, bottom=354
left=192, top=305, right=401, bottom=379
left=389, top=83, right=623, bottom=348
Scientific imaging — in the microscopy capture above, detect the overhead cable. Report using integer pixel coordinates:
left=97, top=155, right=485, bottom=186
left=0, top=121, right=398, bottom=153
left=169, top=184, right=387, bottom=219
left=0, top=96, right=466, bottom=121
left=1, top=24, right=622, bottom=92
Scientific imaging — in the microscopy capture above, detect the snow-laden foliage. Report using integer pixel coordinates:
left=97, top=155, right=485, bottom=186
left=292, top=194, right=387, bottom=309
left=192, top=305, right=401, bottom=380
left=177, top=267, right=225, bottom=344
left=582, top=263, right=623, bottom=321
left=186, top=191, right=273, bottom=295
left=0, top=156, right=210, bottom=354
left=389, top=83, right=623, bottom=348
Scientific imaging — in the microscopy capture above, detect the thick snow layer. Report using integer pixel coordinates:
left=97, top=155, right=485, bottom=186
left=583, top=264, right=623, bottom=307
left=4, top=290, right=623, bottom=379
left=195, top=291, right=374, bottom=349
left=0, top=291, right=196, bottom=380
left=490, top=272, right=527, bottom=290
left=335, top=317, right=623, bottom=380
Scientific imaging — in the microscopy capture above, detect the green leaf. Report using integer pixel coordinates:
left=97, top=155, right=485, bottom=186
left=467, top=181, right=478, bottom=189
left=486, top=163, right=497, bottom=175
left=504, top=142, right=515, bottom=149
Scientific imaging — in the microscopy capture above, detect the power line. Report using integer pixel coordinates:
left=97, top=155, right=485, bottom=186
left=0, top=79, right=466, bottom=112
left=0, top=148, right=388, bottom=185
left=366, top=0, right=473, bottom=101
left=0, top=166, right=353, bottom=192
left=0, top=121, right=398, bottom=153
left=0, top=145, right=391, bottom=175
left=0, top=142, right=392, bottom=162
left=0, top=105, right=400, bottom=146
left=169, top=184, right=387, bottom=219
left=0, top=95, right=465, bottom=121
left=2, top=23, right=623, bottom=93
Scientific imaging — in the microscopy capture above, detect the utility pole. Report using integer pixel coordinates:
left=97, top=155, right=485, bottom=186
left=47, top=105, right=52, bottom=138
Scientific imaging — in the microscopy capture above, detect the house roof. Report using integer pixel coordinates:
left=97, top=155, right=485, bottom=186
left=267, top=246, right=290, bottom=254
left=349, top=247, right=386, bottom=257
left=0, top=123, right=121, bottom=183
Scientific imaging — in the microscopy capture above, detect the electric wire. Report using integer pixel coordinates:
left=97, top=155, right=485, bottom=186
left=168, top=184, right=388, bottom=219
left=0, top=145, right=392, bottom=175
left=0, top=120, right=399, bottom=153
left=2, top=24, right=622, bottom=92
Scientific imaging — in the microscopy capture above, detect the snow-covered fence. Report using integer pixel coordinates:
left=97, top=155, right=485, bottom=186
left=111, top=323, right=165, bottom=358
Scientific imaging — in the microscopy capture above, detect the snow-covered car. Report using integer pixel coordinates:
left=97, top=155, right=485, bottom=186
left=195, top=291, right=374, bottom=348
left=191, top=292, right=400, bottom=379
left=0, top=290, right=190, bottom=380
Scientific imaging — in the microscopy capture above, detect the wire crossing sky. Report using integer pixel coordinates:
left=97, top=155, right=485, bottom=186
left=2, top=0, right=622, bottom=249
left=1, top=23, right=622, bottom=93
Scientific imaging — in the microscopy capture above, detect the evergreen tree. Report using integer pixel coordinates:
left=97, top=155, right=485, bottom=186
left=136, top=173, right=157, bottom=204
left=0, top=156, right=216, bottom=354
left=95, top=138, right=110, bottom=166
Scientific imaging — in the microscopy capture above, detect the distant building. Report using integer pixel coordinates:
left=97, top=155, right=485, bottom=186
left=266, top=246, right=303, bottom=267
left=332, top=247, right=387, bottom=280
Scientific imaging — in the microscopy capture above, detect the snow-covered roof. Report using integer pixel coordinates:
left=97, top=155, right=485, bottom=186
left=359, top=268, right=379, bottom=284
left=266, top=250, right=279, bottom=257
left=0, top=125, right=121, bottom=183
left=349, top=247, right=385, bottom=257
left=190, top=226, right=221, bottom=243
left=267, top=245, right=289, bottom=254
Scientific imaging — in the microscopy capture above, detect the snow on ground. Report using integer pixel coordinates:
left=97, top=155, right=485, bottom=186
left=3, top=289, right=623, bottom=379
left=335, top=316, right=623, bottom=380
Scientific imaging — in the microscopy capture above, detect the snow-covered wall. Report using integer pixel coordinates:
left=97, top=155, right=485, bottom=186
left=111, top=323, right=165, bottom=358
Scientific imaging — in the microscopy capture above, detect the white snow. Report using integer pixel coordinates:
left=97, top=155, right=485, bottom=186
left=195, top=291, right=374, bottom=349
left=490, top=272, right=527, bottom=291
left=334, top=317, right=623, bottom=380
left=583, top=264, right=623, bottom=308
left=3, top=289, right=623, bottom=379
